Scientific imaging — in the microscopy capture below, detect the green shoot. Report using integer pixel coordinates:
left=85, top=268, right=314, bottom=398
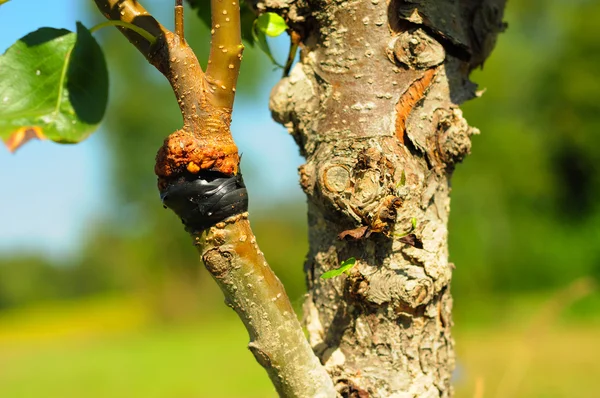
left=320, top=257, right=357, bottom=279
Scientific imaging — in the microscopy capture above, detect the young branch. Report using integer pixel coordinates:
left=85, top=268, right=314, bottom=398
left=93, top=1, right=335, bottom=396
left=93, top=0, right=205, bottom=131
left=93, top=0, right=165, bottom=60
left=94, top=0, right=238, bottom=179
left=205, top=0, right=244, bottom=109
left=197, top=215, right=336, bottom=397
left=175, top=0, right=185, bottom=40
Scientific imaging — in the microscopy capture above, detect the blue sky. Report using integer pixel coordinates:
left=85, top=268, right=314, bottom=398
left=0, top=1, right=304, bottom=260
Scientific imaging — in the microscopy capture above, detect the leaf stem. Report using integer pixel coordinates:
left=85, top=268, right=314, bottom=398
left=283, top=34, right=299, bottom=77
left=90, top=20, right=157, bottom=45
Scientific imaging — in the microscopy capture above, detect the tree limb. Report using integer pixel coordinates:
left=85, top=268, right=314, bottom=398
left=93, top=0, right=205, bottom=130
left=197, top=214, right=336, bottom=397
left=93, top=1, right=336, bottom=396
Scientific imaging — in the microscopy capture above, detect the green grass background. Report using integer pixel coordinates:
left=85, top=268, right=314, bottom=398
left=1, top=290, right=599, bottom=398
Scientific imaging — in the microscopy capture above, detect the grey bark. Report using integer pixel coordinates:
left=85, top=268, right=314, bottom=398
left=256, top=0, right=507, bottom=396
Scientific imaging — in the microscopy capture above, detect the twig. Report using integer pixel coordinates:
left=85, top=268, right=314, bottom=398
left=283, top=31, right=300, bottom=77
left=175, top=0, right=184, bottom=40
left=205, top=0, right=244, bottom=109
left=93, top=0, right=204, bottom=130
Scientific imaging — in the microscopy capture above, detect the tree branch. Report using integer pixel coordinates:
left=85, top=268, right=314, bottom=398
left=196, top=214, right=336, bottom=397
left=93, top=0, right=164, bottom=62
left=93, top=1, right=336, bottom=396
left=205, top=0, right=244, bottom=109
left=175, top=0, right=185, bottom=40
left=93, top=0, right=205, bottom=130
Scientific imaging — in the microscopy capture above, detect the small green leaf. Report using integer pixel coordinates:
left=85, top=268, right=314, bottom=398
left=320, top=257, right=357, bottom=279
left=0, top=23, right=108, bottom=151
left=411, top=217, right=417, bottom=229
left=252, top=12, right=289, bottom=67
left=252, top=22, right=284, bottom=68
left=255, top=13, right=288, bottom=37
left=0, top=0, right=10, bottom=5
left=396, top=170, right=407, bottom=189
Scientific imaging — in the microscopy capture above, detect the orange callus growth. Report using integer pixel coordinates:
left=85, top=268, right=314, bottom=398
left=4, top=126, right=46, bottom=152
left=395, top=68, right=437, bottom=144
left=187, top=161, right=201, bottom=173
left=155, top=128, right=240, bottom=187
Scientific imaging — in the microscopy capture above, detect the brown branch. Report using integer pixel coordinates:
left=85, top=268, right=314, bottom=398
left=175, top=0, right=185, bottom=40
left=94, top=0, right=238, bottom=179
left=197, top=215, right=336, bottom=397
left=93, top=0, right=164, bottom=56
left=93, top=0, right=204, bottom=127
left=93, top=1, right=336, bottom=396
left=205, top=0, right=244, bottom=109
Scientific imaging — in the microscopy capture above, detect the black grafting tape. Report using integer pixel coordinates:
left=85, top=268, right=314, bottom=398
left=161, top=170, right=248, bottom=232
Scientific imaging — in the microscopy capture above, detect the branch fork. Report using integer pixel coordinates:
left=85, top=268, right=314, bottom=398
left=93, top=1, right=335, bottom=396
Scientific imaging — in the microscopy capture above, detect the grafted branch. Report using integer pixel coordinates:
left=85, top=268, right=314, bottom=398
left=93, top=1, right=335, bottom=396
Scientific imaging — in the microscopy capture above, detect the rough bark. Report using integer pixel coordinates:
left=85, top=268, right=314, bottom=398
left=257, top=0, right=507, bottom=396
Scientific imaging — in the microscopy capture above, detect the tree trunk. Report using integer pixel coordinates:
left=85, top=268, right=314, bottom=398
left=261, top=0, right=507, bottom=395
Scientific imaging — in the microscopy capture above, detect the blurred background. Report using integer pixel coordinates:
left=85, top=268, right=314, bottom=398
left=0, top=0, right=599, bottom=397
